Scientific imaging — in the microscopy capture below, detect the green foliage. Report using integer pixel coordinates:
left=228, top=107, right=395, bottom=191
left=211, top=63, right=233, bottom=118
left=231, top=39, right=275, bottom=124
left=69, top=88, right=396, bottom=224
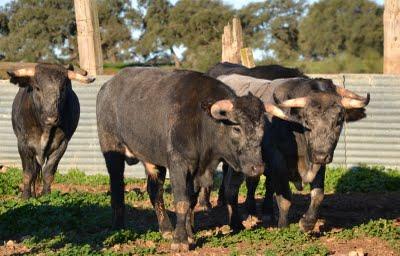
left=202, top=225, right=330, bottom=255
left=0, top=0, right=76, bottom=62
left=332, top=219, right=400, bottom=252
left=0, top=0, right=136, bottom=62
left=0, top=167, right=22, bottom=195
left=330, top=165, right=400, bottom=193
left=299, top=0, right=383, bottom=59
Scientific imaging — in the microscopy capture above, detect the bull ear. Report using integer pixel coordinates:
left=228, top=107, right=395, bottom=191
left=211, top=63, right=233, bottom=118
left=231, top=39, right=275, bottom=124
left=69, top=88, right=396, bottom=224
left=345, top=108, right=367, bottom=122
left=210, top=99, right=234, bottom=121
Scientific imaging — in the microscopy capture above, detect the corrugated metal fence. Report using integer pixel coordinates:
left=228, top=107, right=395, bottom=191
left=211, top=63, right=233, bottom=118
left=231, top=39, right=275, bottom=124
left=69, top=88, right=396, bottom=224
left=0, top=74, right=399, bottom=177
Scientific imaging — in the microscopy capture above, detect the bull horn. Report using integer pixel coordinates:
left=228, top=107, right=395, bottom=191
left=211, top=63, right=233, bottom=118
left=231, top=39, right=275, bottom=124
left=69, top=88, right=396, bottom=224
left=64, top=64, right=88, bottom=76
left=67, top=70, right=95, bottom=84
left=264, top=104, right=291, bottom=121
left=7, top=67, right=36, bottom=78
left=341, top=93, right=370, bottom=109
left=279, top=97, right=308, bottom=108
left=335, top=86, right=366, bottom=101
left=210, top=99, right=234, bottom=120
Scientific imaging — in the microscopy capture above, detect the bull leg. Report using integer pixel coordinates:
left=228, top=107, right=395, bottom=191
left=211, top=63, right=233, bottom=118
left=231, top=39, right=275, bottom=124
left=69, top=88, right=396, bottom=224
left=262, top=173, right=275, bottom=224
left=18, top=144, right=38, bottom=199
left=225, top=167, right=245, bottom=231
left=275, top=177, right=292, bottom=228
left=217, top=163, right=229, bottom=206
left=299, top=166, right=325, bottom=232
left=41, top=140, right=68, bottom=195
left=186, top=183, right=200, bottom=246
left=197, top=186, right=212, bottom=211
left=146, top=165, right=173, bottom=239
left=169, top=160, right=190, bottom=252
left=245, top=176, right=260, bottom=215
left=104, top=151, right=126, bottom=229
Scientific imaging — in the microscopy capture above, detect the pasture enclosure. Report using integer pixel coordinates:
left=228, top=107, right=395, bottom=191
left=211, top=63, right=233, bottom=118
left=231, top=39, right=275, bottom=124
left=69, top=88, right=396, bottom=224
left=0, top=74, right=400, bottom=176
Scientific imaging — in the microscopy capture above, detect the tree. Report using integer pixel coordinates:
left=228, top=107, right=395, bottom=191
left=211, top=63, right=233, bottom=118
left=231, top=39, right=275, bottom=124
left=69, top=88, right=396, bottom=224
left=298, top=0, right=383, bottom=59
left=134, top=0, right=176, bottom=64
left=0, top=0, right=137, bottom=62
left=169, top=0, right=234, bottom=71
left=98, top=0, right=138, bottom=62
left=0, top=0, right=76, bottom=62
left=239, top=0, right=306, bottom=61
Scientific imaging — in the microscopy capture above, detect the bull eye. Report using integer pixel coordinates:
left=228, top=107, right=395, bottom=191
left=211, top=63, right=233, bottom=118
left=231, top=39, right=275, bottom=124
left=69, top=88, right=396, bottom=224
left=232, top=126, right=242, bottom=135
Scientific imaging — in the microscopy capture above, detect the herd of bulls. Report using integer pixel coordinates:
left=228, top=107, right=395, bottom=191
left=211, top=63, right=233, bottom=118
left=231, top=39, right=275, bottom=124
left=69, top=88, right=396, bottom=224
left=5, top=62, right=370, bottom=252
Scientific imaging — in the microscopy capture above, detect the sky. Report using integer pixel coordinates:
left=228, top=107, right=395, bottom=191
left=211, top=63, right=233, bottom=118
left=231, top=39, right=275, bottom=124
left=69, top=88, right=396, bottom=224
left=0, top=0, right=385, bottom=8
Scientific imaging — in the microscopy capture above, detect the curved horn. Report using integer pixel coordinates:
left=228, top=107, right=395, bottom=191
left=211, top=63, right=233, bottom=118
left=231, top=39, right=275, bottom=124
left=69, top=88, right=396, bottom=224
left=64, top=64, right=88, bottom=76
left=67, top=70, right=95, bottom=84
left=335, top=85, right=367, bottom=101
left=7, top=67, right=36, bottom=78
left=264, top=104, right=291, bottom=121
left=279, top=97, right=308, bottom=108
left=210, top=99, right=234, bottom=120
left=341, top=93, right=370, bottom=109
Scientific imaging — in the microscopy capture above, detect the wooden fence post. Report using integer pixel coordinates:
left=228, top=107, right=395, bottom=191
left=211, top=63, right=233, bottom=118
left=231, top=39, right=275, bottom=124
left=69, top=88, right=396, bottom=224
left=74, top=0, right=103, bottom=76
left=241, top=48, right=255, bottom=68
left=222, top=18, right=255, bottom=68
left=222, top=17, right=243, bottom=64
left=384, top=0, right=400, bottom=74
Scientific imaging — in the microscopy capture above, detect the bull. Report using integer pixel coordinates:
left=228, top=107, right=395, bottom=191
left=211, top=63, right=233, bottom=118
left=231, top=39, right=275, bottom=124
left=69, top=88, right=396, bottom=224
left=213, top=74, right=369, bottom=231
left=96, top=67, right=291, bottom=251
left=9, top=63, right=94, bottom=199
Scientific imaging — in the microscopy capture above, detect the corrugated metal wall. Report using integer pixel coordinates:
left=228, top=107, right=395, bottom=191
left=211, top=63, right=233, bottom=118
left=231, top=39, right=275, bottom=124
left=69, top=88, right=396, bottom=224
left=0, top=74, right=399, bottom=177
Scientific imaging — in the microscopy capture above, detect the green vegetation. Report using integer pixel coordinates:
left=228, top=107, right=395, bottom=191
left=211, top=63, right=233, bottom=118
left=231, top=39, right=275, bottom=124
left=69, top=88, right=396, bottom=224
left=0, top=0, right=384, bottom=73
left=0, top=166, right=398, bottom=255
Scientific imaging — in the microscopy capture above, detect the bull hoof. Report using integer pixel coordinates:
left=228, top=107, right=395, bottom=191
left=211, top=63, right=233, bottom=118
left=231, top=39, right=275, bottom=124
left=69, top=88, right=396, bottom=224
left=162, top=231, right=173, bottom=240
left=230, top=222, right=245, bottom=232
left=170, top=242, right=189, bottom=252
left=299, top=217, right=316, bottom=232
left=277, top=219, right=288, bottom=229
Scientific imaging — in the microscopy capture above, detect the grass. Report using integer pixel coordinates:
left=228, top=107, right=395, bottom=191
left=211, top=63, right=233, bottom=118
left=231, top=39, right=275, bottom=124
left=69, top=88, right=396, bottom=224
left=0, top=166, right=399, bottom=255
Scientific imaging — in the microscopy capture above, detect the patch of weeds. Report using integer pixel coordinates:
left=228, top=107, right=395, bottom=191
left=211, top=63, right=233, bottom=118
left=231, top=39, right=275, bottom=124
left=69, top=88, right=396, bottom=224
left=55, top=169, right=145, bottom=186
left=332, top=165, right=400, bottom=193
left=0, top=167, right=22, bottom=195
left=103, top=230, right=139, bottom=247
left=332, top=219, right=399, bottom=252
left=125, top=190, right=149, bottom=202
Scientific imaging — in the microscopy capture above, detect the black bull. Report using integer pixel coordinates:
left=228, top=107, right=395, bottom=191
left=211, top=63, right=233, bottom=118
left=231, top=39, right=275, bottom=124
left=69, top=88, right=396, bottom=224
left=9, top=63, right=94, bottom=199
left=202, top=63, right=370, bottom=231
left=96, top=67, right=293, bottom=252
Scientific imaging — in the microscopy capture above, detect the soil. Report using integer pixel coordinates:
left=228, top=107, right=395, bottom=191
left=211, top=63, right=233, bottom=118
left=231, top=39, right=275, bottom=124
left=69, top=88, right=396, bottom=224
left=2, top=184, right=399, bottom=255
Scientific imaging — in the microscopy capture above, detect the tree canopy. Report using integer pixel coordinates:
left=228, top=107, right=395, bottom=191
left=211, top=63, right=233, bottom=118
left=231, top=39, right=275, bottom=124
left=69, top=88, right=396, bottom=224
left=0, top=0, right=384, bottom=72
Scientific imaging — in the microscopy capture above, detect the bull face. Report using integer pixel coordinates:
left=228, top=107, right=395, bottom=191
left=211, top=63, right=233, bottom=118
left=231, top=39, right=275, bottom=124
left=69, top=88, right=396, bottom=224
left=208, top=93, right=291, bottom=177
left=276, top=78, right=370, bottom=165
left=300, top=93, right=345, bottom=164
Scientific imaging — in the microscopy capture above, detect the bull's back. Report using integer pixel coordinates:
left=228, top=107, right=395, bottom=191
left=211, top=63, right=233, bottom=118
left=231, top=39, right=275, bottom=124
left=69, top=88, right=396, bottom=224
left=97, top=68, right=234, bottom=166
left=97, top=68, right=171, bottom=165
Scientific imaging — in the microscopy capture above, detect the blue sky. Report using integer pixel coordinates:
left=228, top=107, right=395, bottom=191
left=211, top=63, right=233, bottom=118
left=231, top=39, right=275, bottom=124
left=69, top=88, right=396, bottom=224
left=0, top=0, right=385, bottom=8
